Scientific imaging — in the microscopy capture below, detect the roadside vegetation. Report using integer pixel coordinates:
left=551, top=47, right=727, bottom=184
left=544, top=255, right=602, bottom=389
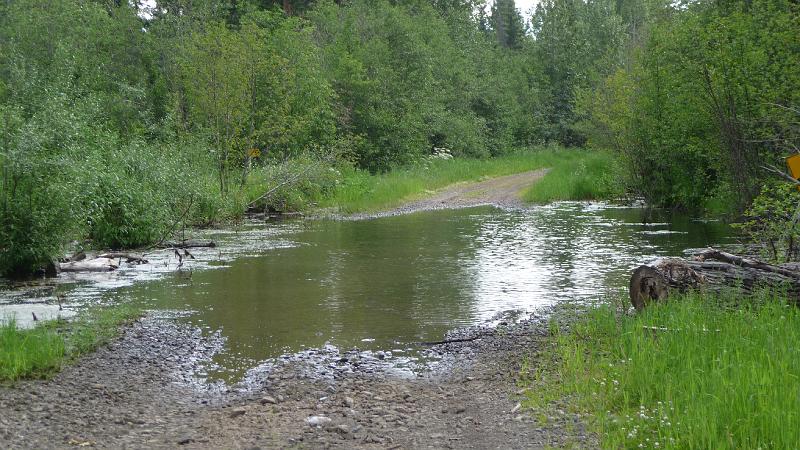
left=0, top=306, right=139, bottom=382
left=524, top=292, right=800, bottom=449
left=521, top=150, right=620, bottom=204
left=318, top=148, right=619, bottom=213
left=2, top=0, right=795, bottom=278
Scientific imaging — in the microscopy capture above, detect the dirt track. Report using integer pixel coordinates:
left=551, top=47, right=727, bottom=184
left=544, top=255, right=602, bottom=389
left=348, top=169, right=548, bottom=219
left=0, top=169, right=594, bottom=449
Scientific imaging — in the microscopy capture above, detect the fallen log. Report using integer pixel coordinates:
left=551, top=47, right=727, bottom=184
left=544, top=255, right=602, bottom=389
left=97, top=253, right=149, bottom=264
left=159, top=240, right=216, bottom=249
left=59, top=257, right=119, bottom=272
left=629, top=248, right=800, bottom=310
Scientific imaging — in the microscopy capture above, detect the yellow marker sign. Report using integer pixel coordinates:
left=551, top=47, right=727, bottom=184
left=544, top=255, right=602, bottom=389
left=248, top=148, right=261, bottom=158
left=786, top=154, right=800, bottom=191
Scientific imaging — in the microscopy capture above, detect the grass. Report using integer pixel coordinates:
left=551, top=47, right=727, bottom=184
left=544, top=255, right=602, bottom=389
left=524, top=292, right=800, bottom=449
left=0, top=305, right=140, bottom=382
left=521, top=150, right=620, bottom=203
left=318, top=147, right=620, bottom=213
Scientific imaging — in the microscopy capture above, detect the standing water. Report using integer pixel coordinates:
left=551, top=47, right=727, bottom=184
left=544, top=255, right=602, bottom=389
left=1, top=203, right=732, bottom=382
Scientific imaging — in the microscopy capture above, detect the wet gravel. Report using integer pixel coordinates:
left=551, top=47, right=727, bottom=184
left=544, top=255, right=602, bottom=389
left=0, top=169, right=597, bottom=448
left=0, top=308, right=594, bottom=449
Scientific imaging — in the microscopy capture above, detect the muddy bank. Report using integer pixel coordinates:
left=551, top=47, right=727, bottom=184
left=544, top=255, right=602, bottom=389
left=0, top=307, right=592, bottom=449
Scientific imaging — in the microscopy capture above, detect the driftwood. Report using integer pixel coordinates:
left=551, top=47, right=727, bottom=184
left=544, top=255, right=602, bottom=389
left=630, top=248, right=800, bottom=310
left=59, top=257, right=119, bottom=272
left=159, top=240, right=216, bottom=249
left=97, top=253, right=149, bottom=264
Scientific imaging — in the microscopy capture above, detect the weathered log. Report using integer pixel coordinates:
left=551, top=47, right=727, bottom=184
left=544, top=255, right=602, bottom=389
left=59, top=257, right=119, bottom=272
left=630, top=248, right=800, bottom=310
left=97, top=252, right=149, bottom=264
left=159, top=240, right=216, bottom=249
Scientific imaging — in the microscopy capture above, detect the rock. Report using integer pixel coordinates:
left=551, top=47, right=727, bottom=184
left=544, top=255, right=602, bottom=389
left=334, top=424, right=350, bottom=434
left=260, top=396, right=277, bottom=405
left=177, top=437, right=194, bottom=445
left=343, top=396, right=355, bottom=408
left=229, top=407, right=247, bottom=418
left=306, top=415, right=332, bottom=427
left=276, top=394, right=285, bottom=402
left=43, top=259, right=61, bottom=277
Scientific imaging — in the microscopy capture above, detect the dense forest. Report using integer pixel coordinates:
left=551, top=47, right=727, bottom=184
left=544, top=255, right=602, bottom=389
left=1, top=0, right=798, bottom=275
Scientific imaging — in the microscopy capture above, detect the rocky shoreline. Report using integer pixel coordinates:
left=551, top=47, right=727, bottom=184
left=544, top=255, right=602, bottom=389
left=0, top=169, right=597, bottom=448
left=0, top=306, right=593, bottom=449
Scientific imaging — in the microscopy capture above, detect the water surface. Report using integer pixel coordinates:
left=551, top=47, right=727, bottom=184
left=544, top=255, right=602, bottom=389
left=117, top=203, right=731, bottom=380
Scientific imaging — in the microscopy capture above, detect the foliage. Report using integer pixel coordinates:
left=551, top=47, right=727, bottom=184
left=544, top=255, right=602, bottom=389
left=319, top=148, right=616, bottom=213
left=733, top=182, right=800, bottom=262
left=525, top=293, right=800, bottom=449
left=581, top=0, right=800, bottom=211
left=522, top=150, right=622, bottom=203
left=1, top=0, right=798, bottom=275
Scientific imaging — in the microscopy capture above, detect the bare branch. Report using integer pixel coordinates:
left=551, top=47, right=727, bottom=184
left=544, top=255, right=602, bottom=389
left=761, top=164, right=800, bottom=186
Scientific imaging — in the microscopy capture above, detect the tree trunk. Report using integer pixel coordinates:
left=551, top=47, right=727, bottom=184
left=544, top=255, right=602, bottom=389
left=629, top=248, right=800, bottom=310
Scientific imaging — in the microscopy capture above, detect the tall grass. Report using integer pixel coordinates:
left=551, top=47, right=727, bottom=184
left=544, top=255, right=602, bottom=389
left=521, top=150, right=620, bottom=203
left=527, top=293, right=800, bottom=449
left=320, top=148, right=619, bottom=213
left=0, top=305, right=139, bottom=382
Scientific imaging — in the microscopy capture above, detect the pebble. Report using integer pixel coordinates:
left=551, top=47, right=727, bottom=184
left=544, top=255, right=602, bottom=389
left=306, top=415, right=332, bottom=427
left=229, top=407, right=247, bottom=418
left=344, top=396, right=355, bottom=408
left=260, top=396, right=277, bottom=405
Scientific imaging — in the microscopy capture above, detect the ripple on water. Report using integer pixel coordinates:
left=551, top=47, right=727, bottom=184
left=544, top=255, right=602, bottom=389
left=0, top=203, right=734, bottom=382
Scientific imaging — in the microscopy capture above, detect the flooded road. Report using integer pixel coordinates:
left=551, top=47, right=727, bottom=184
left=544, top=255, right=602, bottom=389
left=1, top=203, right=732, bottom=382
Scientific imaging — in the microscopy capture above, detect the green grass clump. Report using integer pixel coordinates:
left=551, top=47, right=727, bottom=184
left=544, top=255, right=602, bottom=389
left=320, top=148, right=619, bottom=213
left=521, top=150, right=620, bottom=203
left=526, top=293, right=800, bottom=449
left=0, top=305, right=140, bottom=382
left=0, top=320, right=66, bottom=381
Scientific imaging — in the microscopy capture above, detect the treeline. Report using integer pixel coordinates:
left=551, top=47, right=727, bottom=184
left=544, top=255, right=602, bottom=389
left=574, top=0, right=800, bottom=213
left=1, top=0, right=798, bottom=275
left=0, top=0, right=553, bottom=275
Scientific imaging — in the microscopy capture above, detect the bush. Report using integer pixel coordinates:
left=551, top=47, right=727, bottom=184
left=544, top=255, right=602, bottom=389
left=733, top=182, right=800, bottom=262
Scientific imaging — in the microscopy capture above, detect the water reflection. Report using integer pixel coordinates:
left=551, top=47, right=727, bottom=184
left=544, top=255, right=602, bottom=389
left=3, top=203, right=732, bottom=381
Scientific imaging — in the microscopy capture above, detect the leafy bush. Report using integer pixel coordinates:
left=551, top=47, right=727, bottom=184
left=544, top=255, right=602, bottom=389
left=733, top=182, right=800, bottom=262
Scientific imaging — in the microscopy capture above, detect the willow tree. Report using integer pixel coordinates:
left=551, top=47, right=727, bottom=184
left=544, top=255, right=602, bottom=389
left=178, top=22, right=252, bottom=194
